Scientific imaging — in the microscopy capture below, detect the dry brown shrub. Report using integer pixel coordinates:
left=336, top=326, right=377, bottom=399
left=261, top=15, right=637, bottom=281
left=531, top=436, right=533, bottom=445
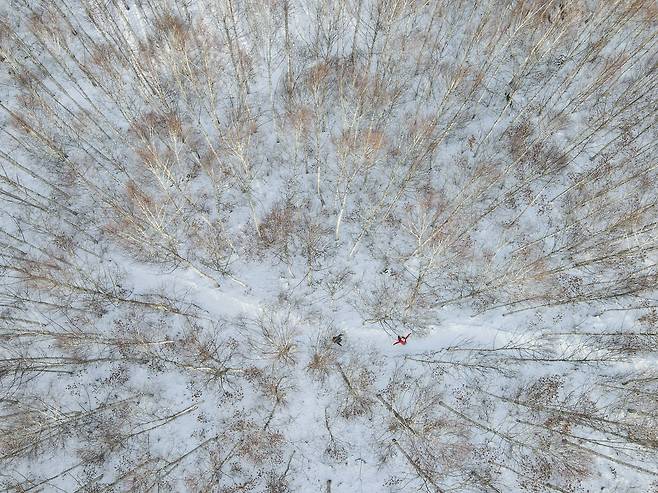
left=242, top=310, right=300, bottom=366
left=305, top=61, right=331, bottom=92
left=125, top=180, right=154, bottom=210
left=286, top=104, right=313, bottom=135
left=155, top=13, right=190, bottom=48
left=334, top=128, right=387, bottom=164
left=231, top=418, right=285, bottom=465
left=259, top=201, right=297, bottom=251
left=338, top=361, right=376, bottom=419
left=88, top=43, right=117, bottom=73
left=508, top=121, right=533, bottom=160
left=306, top=345, right=336, bottom=382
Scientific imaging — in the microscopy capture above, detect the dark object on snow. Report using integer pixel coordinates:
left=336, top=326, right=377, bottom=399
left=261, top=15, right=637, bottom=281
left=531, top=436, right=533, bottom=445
left=393, top=333, right=411, bottom=346
left=332, top=334, right=343, bottom=346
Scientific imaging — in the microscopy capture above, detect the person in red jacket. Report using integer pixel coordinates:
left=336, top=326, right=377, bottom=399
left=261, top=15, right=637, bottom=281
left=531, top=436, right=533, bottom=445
left=393, top=333, right=411, bottom=345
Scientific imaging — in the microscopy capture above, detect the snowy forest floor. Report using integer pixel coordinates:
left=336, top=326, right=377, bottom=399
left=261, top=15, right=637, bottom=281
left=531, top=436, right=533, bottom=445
left=0, top=0, right=657, bottom=491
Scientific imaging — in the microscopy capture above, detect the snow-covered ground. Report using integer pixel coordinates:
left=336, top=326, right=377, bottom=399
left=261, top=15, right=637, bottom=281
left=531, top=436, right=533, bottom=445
left=0, top=0, right=657, bottom=491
